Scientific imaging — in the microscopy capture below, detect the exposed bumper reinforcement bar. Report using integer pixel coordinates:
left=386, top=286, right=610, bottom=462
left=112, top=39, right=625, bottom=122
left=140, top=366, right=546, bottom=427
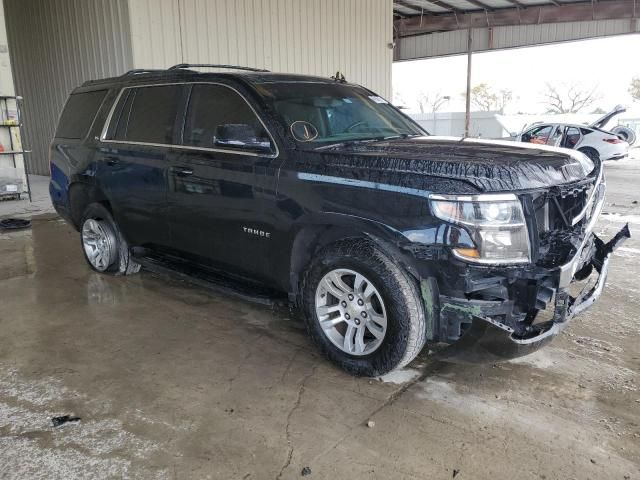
left=437, top=223, right=630, bottom=364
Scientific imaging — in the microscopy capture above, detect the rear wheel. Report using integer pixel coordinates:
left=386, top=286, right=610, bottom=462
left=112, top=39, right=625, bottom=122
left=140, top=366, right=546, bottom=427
left=80, top=203, right=140, bottom=275
left=578, top=147, right=599, bottom=163
left=302, top=239, right=426, bottom=376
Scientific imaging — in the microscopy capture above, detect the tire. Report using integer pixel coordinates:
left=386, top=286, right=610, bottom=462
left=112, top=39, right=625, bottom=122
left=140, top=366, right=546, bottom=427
left=80, top=203, right=141, bottom=276
left=301, top=238, right=426, bottom=376
left=612, top=126, right=636, bottom=146
left=578, top=147, right=599, bottom=163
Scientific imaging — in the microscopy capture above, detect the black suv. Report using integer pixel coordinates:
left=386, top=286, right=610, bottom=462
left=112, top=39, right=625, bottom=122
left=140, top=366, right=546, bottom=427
left=50, top=64, right=629, bottom=376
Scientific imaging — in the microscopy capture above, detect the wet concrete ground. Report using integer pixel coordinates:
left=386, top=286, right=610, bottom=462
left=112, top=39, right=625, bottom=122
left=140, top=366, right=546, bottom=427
left=1, top=157, right=639, bottom=479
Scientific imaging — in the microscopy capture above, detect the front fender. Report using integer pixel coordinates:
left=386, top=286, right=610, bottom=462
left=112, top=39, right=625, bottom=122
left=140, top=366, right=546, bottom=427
left=285, top=210, right=428, bottom=303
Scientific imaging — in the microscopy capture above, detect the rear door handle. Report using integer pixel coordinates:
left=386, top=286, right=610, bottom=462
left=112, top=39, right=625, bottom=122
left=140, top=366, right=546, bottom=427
left=104, top=156, right=119, bottom=166
left=171, top=166, right=193, bottom=177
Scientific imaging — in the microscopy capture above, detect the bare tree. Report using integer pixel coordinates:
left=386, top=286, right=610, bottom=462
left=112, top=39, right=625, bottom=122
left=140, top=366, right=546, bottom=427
left=417, top=91, right=450, bottom=113
left=630, top=77, right=640, bottom=102
left=541, top=83, right=602, bottom=113
left=461, top=83, right=512, bottom=113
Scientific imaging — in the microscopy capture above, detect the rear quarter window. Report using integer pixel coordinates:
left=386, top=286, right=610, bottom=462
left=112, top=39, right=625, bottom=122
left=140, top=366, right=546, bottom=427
left=55, top=90, right=107, bottom=139
left=108, top=85, right=182, bottom=144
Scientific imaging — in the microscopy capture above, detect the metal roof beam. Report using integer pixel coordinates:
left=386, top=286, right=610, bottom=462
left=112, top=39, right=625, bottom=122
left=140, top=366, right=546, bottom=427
left=461, top=0, right=495, bottom=11
left=395, top=0, right=465, bottom=14
left=394, top=1, right=426, bottom=15
left=394, top=0, right=636, bottom=36
left=501, top=0, right=528, bottom=7
left=426, top=0, right=467, bottom=12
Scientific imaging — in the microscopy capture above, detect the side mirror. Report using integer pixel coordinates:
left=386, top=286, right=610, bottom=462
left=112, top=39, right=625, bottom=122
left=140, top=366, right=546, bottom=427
left=214, top=124, right=273, bottom=152
left=521, top=133, right=531, bottom=143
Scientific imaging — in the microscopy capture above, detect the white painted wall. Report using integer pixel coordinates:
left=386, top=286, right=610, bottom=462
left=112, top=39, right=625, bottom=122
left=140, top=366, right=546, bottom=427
left=127, top=0, right=394, bottom=98
left=410, top=111, right=509, bottom=138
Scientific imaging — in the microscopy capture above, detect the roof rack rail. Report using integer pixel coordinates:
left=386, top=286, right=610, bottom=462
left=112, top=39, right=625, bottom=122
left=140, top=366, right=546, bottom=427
left=167, top=63, right=269, bottom=73
left=121, top=68, right=167, bottom=76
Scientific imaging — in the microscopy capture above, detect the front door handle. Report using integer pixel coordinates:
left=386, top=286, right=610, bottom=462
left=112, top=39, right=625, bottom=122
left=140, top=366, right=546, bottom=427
left=172, top=166, right=193, bottom=177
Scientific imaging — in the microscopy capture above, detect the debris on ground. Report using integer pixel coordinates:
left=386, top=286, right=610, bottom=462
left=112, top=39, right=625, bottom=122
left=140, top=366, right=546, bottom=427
left=452, top=468, right=460, bottom=478
left=366, top=420, right=375, bottom=428
left=301, top=466, right=311, bottom=476
left=51, top=415, right=81, bottom=427
left=0, top=218, right=31, bottom=230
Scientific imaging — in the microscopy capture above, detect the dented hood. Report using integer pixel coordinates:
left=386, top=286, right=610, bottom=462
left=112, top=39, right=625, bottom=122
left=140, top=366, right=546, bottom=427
left=317, top=136, right=594, bottom=192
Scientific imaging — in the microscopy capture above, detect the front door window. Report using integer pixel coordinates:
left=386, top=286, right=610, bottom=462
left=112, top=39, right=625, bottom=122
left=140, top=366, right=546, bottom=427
left=523, top=125, right=553, bottom=144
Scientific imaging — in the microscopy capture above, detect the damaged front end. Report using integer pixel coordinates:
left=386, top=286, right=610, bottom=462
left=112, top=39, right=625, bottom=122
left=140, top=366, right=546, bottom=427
left=412, top=160, right=631, bottom=363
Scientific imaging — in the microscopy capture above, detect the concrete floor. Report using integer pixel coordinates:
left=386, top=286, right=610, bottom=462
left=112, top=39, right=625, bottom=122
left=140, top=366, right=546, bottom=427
left=1, top=156, right=639, bottom=479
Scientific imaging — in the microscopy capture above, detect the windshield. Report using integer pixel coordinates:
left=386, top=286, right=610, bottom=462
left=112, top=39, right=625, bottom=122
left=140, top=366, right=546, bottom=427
left=255, top=82, right=426, bottom=147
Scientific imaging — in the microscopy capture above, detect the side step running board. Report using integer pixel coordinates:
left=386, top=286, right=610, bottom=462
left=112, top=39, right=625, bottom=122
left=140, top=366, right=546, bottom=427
left=133, top=253, right=287, bottom=307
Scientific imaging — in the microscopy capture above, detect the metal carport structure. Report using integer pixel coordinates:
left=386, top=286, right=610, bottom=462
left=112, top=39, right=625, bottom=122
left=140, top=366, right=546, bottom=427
left=392, top=0, right=638, bottom=134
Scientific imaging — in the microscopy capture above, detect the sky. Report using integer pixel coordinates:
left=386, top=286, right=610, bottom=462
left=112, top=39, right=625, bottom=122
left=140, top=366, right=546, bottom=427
left=392, top=34, right=640, bottom=116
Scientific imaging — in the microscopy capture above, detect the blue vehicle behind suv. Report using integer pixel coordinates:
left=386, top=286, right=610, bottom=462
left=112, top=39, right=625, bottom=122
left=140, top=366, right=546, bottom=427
left=50, top=64, right=629, bottom=376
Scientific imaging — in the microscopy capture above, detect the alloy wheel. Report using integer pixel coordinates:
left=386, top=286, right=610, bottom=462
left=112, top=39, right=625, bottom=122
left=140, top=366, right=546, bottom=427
left=81, top=218, right=116, bottom=272
left=315, top=268, right=388, bottom=356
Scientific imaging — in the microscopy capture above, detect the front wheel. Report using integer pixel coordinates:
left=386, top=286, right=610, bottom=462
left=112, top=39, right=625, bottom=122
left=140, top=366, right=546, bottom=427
left=80, top=203, right=141, bottom=275
left=302, top=239, right=427, bottom=376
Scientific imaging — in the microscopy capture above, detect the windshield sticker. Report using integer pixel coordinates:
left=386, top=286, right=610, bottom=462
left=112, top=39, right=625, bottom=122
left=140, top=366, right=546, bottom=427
left=291, top=121, right=319, bottom=142
left=343, top=98, right=353, bottom=103
left=368, top=96, right=388, bottom=104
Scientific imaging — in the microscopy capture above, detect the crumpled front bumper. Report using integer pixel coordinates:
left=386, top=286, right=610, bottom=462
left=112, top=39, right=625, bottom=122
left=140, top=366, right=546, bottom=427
left=437, top=223, right=630, bottom=363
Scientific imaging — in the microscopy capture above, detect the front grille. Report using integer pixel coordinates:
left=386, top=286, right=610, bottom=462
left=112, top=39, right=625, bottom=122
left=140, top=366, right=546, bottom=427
left=533, top=175, right=602, bottom=268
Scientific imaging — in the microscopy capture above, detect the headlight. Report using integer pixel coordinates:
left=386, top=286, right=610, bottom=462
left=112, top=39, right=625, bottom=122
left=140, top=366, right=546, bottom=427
left=430, top=193, right=530, bottom=264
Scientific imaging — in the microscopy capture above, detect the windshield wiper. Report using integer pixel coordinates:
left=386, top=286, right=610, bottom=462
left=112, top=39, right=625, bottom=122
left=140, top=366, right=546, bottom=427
left=314, top=138, right=379, bottom=151
left=314, top=133, right=419, bottom=151
left=381, top=133, right=421, bottom=140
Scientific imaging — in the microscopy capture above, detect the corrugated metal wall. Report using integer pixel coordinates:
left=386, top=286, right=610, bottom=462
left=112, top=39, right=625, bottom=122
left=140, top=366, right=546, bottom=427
left=396, top=19, right=640, bottom=60
left=3, top=0, right=393, bottom=175
left=127, top=0, right=393, bottom=98
left=4, top=0, right=133, bottom=175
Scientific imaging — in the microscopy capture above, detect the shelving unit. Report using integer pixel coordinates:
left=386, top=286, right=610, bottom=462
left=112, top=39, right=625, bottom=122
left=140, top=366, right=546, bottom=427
left=0, top=95, right=32, bottom=202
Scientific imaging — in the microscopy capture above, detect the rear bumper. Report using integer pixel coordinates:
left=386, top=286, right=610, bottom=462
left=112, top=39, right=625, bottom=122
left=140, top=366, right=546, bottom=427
left=436, top=223, right=630, bottom=363
left=604, top=153, right=628, bottom=161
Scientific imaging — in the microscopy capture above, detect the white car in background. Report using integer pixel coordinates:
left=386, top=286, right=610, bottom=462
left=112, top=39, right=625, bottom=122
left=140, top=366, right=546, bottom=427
left=516, top=106, right=634, bottom=162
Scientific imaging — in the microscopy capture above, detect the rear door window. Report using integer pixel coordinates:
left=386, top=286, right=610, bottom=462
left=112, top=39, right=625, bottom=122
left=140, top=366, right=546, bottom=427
left=182, top=84, right=272, bottom=152
left=55, top=90, right=107, bottom=139
left=109, top=84, right=182, bottom=144
left=562, top=127, right=582, bottom=149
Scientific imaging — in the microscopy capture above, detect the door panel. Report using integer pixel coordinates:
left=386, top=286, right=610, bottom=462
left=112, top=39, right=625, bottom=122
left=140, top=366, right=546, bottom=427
left=167, top=83, right=282, bottom=281
left=97, top=84, right=185, bottom=248
left=167, top=150, right=280, bottom=280
left=97, top=144, right=170, bottom=247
